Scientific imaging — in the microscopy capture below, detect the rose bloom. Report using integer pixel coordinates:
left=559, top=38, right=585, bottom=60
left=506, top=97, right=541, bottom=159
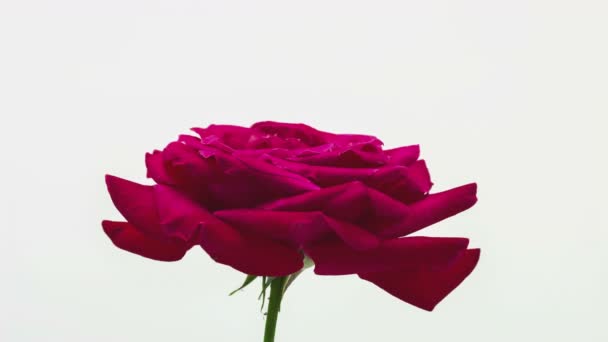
left=103, top=121, right=479, bottom=311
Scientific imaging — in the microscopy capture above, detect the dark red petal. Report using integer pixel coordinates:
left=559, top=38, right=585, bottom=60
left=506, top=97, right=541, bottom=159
left=359, top=249, right=480, bottom=311
left=288, top=150, right=377, bottom=168
left=214, top=209, right=379, bottom=250
left=385, top=145, right=420, bottom=166
left=180, top=133, right=235, bottom=154
left=287, top=139, right=387, bottom=168
left=366, top=161, right=432, bottom=204
left=145, top=150, right=175, bottom=185
left=102, top=220, right=188, bottom=261
left=331, top=134, right=384, bottom=147
left=199, top=217, right=303, bottom=277
left=379, top=183, right=478, bottom=238
left=232, top=147, right=292, bottom=160
left=105, top=175, right=163, bottom=236
left=162, top=141, right=218, bottom=185
left=162, top=143, right=243, bottom=208
left=322, top=216, right=380, bottom=250
left=408, top=160, right=433, bottom=194
left=165, top=142, right=319, bottom=208
left=260, top=181, right=410, bottom=234
left=235, top=156, right=320, bottom=194
left=251, top=121, right=330, bottom=147
left=158, top=142, right=220, bottom=207
left=191, top=124, right=263, bottom=149
left=305, top=236, right=469, bottom=275
left=153, top=185, right=206, bottom=243
left=265, top=156, right=377, bottom=187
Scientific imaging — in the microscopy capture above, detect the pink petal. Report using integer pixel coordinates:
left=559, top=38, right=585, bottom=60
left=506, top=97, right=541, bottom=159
left=305, top=236, right=469, bottom=275
left=105, top=175, right=163, bottom=237
left=102, top=220, right=188, bottom=261
left=378, top=183, right=478, bottom=238
left=214, top=209, right=379, bottom=250
left=359, top=249, right=480, bottom=311
left=199, top=216, right=303, bottom=276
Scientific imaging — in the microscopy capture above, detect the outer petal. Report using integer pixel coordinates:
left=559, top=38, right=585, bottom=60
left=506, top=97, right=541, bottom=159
left=159, top=142, right=218, bottom=205
left=304, top=236, right=469, bottom=275
left=214, top=209, right=379, bottom=250
left=378, top=183, right=478, bottom=239
left=102, top=221, right=188, bottom=261
left=259, top=181, right=410, bottom=234
left=385, top=145, right=420, bottom=166
left=153, top=185, right=206, bottom=243
left=199, top=216, right=303, bottom=277
left=105, top=175, right=163, bottom=237
left=103, top=179, right=305, bottom=276
left=408, top=160, right=433, bottom=194
left=366, top=161, right=432, bottom=203
left=359, top=249, right=480, bottom=311
left=145, top=150, right=175, bottom=185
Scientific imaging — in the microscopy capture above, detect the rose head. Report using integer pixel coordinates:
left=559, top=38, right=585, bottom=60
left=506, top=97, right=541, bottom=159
left=103, top=121, right=479, bottom=311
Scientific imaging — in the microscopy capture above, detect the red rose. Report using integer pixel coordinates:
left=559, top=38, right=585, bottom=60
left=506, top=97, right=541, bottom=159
left=103, top=121, right=479, bottom=311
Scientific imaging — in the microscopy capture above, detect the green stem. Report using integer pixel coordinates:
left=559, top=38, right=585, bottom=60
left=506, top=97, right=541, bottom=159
left=263, top=277, right=287, bottom=342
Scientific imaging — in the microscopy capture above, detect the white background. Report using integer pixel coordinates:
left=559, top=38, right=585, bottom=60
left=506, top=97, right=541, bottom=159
left=1, top=1, right=607, bottom=341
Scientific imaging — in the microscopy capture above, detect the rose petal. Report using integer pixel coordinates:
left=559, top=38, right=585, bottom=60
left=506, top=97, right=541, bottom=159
left=288, top=140, right=387, bottom=168
left=259, top=181, right=410, bottom=233
left=408, top=160, right=433, bottom=194
left=232, top=148, right=292, bottom=159
left=378, top=183, right=478, bottom=238
left=145, top=150, right=175, bottom=185
left=305, top=236, right=469, bottom=275
left=385, top=145, right=420, bottom=166
left=235, top=156, right=320, bottom=194
left=359, top=249, right=480, bottom=311
left=267, top=157, right=377, bottom=187
left=102, top=220, right=188, bottom=261
left=153, top=185, right=206, bottom=243
left=159, top=142, right=218, bottom=205
left=199, top=216, right=303, bottom=276
left=366, top=161, right=432, bottom=203
left=105, top=175, right=163, bottom=236
left=251, top=121, right=330, bottom=147
left=161, top=142, right=319, bottom=209
left=192, top=125, right=262, bottom=149
left=214, top=209, right=379, bottom=250
left=181, top=133, right=235, bottom=154
left=332, top=134, right=384, bottom=147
